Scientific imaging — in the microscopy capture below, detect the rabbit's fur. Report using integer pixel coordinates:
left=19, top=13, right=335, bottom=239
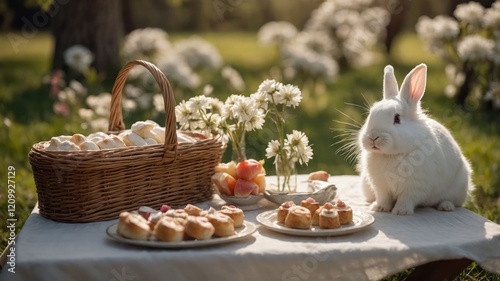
left=358, top=64, right=473, bottom=215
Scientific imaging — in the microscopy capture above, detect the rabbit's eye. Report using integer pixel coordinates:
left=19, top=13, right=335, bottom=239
left=393, top=114, right=401, bottom=124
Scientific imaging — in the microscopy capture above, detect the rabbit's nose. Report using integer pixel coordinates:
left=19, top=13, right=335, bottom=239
left=369, top=136, right=379, bottom=142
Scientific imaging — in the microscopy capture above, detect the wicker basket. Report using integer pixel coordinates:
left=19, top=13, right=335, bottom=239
left=29, top=60, right=225, bottom=223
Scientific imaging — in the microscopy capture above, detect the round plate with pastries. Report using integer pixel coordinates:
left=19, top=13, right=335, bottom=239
left=256, top=210, right=374, bottom=237
left=106, top=221, right=256, bottom=248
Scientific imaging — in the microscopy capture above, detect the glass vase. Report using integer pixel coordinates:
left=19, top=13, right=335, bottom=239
left=231, top=131, right=247, bottom=163
left=275, top=154, right=297, bottom=193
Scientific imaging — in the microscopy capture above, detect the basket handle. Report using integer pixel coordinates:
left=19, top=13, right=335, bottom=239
left=108, top=60, right=178, bottom=164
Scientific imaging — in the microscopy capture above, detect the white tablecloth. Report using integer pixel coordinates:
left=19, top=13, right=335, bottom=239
left=1, top=175, right=499, bottom=281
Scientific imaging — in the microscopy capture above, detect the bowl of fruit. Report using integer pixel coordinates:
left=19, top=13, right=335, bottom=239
left=211, top=159, right=266, bottom=205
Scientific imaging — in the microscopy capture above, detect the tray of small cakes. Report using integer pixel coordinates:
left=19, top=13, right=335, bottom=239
left=256, top=198, right=374, bottom=237
left=106, top=204, right=256, bottom=248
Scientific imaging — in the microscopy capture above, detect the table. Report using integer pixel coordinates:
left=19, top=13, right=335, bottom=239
left=1, top=175, right=499, bottom=281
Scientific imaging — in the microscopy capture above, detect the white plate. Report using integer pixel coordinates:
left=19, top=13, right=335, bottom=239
left=106, top=221, right=257, bottom=248
left=256, top=210, right=374, bottom=237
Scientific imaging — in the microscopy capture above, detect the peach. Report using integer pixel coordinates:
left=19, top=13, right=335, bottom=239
left=214, top=161, right=238, bottom=179
left=234, top=179, right=259, bottom=197
left=308, top=171, right=330, bottom=182
left=252, top=173, right=266, bottom=194
left=236, top=159, right=262, bottom=181
left=211, top=172, right=237, bottom=196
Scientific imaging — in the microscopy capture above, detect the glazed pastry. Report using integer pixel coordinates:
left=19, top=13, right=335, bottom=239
left=117, top=211, right=151, bottom=241
left=312, top=206, right=324, bottom=226
left=319, top=204, right=340, bottom=229
left=145, top=120, right=160, bottom=127
left=45, top=137, right=62, bottom=151
left=207, top=213, right=235, bottom=237
left=154, top=216, right=184, bottom=242
left=300, top=197, right=320, bottom=216
left=142, top=130, right=162, bottom=143
left=185, top=216, right=215, bottom=240
left=152, top=127, right=166, bottom=144
left=87, top=132, right=108, bottom=140
left=277, top=201, right=295, bottom=224
left=111, top=135, right=127, bottom=148
left=144, top=138, right=158, bottom=145
left=96, top=137, right=121, bottom=149
left=79, top=140, right=100, bottom=151
left=184, top=204, right=202, bottom=216
left=57, top=140, right=80, bottom=151
left=335, top=200, right=353, bottom=225
left=219, top=205, right=244, bottom=227
left=131, top=121, right=155, bottom=136
left=165, top=209, right=189, bottom=223
left=57, top=135, right=72, bottom=142
left=122, top=132, right=147, bottom=146
left=69, top=133, right=87, bottom=146
left=284, top=206, right=311, bottom=229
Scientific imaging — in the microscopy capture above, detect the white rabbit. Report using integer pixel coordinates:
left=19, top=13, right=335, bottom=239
left=358, top=63, right=474, bottom=215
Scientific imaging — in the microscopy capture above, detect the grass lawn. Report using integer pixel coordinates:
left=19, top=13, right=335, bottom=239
left=0, top=31, right=499, bottom=280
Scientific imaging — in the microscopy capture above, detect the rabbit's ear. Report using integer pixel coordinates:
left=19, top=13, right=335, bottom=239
left=383, top=65, right=398, bottom=99
left=400, top=64, right=427, bottom=108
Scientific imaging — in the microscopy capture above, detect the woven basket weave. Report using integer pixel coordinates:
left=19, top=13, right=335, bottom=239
left=29, top=60, right=224, bottom=223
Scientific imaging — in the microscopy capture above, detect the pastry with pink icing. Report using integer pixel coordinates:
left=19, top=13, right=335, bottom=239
left=319, top=203, right=340, bottom=229
left=334, top=199, right=353, bottom=225
left=300, top=197, right=320, bottom=215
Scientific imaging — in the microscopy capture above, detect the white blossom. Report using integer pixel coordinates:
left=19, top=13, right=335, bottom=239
left=454, top=2, right=485, bottom=27
left=265, top=140, right=281, bottom=159
left=274, top=84, right=302, bottom=108
left=483, top=7, right=500, bottom=30
left=175, top=100, right=192, bottom=128
left=157, top=55, right=200, bottom=89
left=63, top=45, right=94, bottom=74
left=122, top=28, right=171, bottom=61
left=457, top=35, right=495, bottom=61
left=258, top=21, right=298, bottom=46
left=174, top=36, right=222, bottom=70
left=221, top=66, right=246, bottom=91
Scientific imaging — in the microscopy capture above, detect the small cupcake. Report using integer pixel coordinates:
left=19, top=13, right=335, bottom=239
left=300, top=197, right=320, bottom=215
left=319, top=204, right=340, bottom=229
left=335, top=199, right=353, bottom=225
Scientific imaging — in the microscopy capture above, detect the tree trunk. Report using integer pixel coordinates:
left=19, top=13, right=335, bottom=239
left=51, top=0, right=123, bottom=77
left=384, top=0, right=409, bottom=54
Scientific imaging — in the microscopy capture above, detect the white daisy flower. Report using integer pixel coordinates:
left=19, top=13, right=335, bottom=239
left=245, top=112, right=265, bottom=131
left=275, top=84, right=302, bottom=108
left=187, top=96, right=210, bottom=113
left=286, top=130, right=310, bottom=150
left=265, top=140, right=281, bottom=159
left=232, top=97, right=257, bottom=123
left=175, top=100, right=192, bottom=128
left=258, top=79, right=280, bottom=96
left=250, top=91, right=268, bottom=112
